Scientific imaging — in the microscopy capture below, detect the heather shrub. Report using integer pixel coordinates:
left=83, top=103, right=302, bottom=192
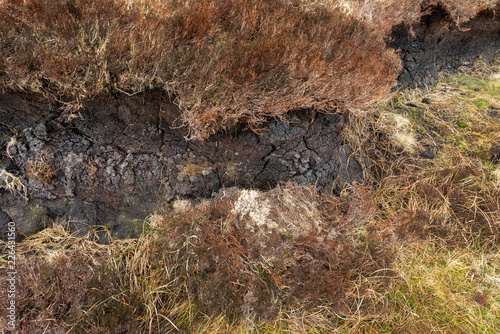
left=0, top=184, right=395, bottom=332
left=0, top=0, right=403, bottom=139
left=0, top=226, right=137, bottom=332
left=2, top=0, right=499, bottom=139
left=4, top=69, right=500, bottom=331
left=152, top=184, right=393, bottom=321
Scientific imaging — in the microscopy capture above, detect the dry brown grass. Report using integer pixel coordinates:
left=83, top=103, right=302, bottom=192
left=150, top=183, right=394, bottom=323
left=346, top=62, right=500, bottom=249
left=2, top=2, right=500, bottom=333
left=0, top=168, right=27, bottom=199
left=337, top=60, right=500, bottom=333
left=3, top=66, right=500, bottom=331
left=2, top=0, right=497, bottom=139
left=25, top=156, right=57, bottom=184
left=0, top=0, right=403, bottom=139
left=0, top=183, right=395, bottom=333
left=0, top=225, right=136, bottom=332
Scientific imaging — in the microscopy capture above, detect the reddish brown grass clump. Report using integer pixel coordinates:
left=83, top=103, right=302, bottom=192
left=25, top=157, right=56, bottom=184
left=2, top=0, right=499, bottom=139
left=0, top=184, right=395, bottom=332
left=0, top=0, right=404, bottom=139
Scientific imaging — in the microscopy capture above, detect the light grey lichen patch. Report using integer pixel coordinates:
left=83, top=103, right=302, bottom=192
left=232, top=189, right=278, bottom=231
left=63, top=152, right=84, bottom=197
left=231, top=186, right=325, bottom=240
left=172, top=199, right=194, bottom=212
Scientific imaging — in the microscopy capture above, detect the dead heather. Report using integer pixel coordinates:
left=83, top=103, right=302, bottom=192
left=1, top=0, right=499, bottom=139
left=25, top=156, right=57, bottom=184
left=0, top=0, right=400, bottom=140
left=0, top=184, right=396, bottom=332
left=2, top=66, right=500, bottom=332
left=2, top=1, right=500, bottom=333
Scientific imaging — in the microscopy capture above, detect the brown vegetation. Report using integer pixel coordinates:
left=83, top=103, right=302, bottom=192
left=0, top=184, right=396, bottom=332
left=2, top=1, right=500, bottom=333
left=0, top=0, right=400, bottom=139
left=2, top=66, right=500, bottom=331
left=1, top=0, right=498, bottom=139
left=25, top=157, right=57, bottom=184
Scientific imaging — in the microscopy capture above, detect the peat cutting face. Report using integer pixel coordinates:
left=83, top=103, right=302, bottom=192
left=390, top=6, right=500, bottom=87
left=0, top=91, right=361, bottom=239
left=2, top=6, right=500, bottom=240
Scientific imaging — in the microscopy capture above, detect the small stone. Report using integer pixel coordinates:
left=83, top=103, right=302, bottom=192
left=33, top=124, right=47, bottom=139
left=490, top=141, right=500, bottom=163
left=421, top=148, right=435, bottom=159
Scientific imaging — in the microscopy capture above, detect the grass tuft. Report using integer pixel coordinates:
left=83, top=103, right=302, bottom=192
left=2, top=2, right=500, bottom=332
left=1, top=0, right=498, bottom=139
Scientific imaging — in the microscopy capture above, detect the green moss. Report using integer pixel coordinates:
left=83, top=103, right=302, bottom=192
left=473, top=98, right=490, bottom=109
left=451, top=75, right=500, bottom=97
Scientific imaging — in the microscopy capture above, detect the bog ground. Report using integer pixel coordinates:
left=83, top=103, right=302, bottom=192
left=1, top=1, right=500, bottom=333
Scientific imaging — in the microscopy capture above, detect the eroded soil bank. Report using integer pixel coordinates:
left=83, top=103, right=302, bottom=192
left=0, top=92, right=361, bottom=239
left=391, top=6, right=500, bottom=87
left=2, top=6, right=500, bottom=240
